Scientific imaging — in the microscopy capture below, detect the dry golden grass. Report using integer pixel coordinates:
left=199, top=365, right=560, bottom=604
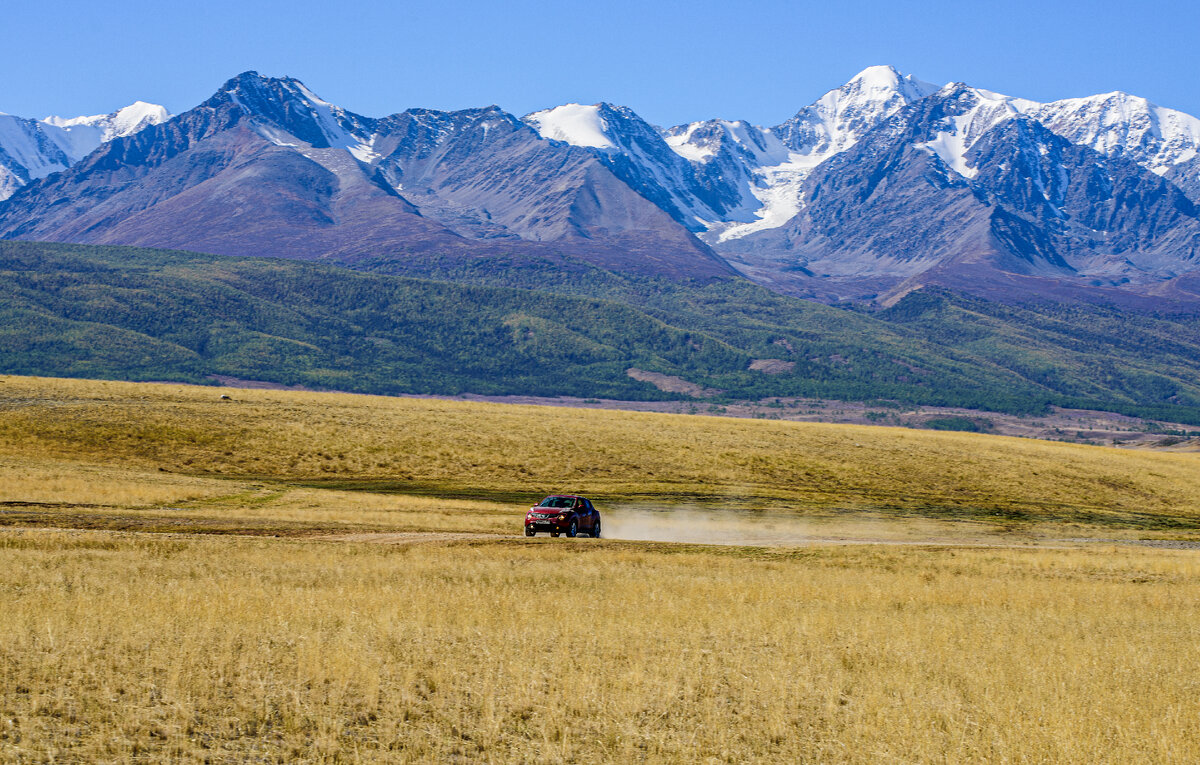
left=0, top=454, right=515, bottom=536
left=3, top=375, right=1200, bottom=535
left=3, top=529, right=1200, bottom=762
left=4, top=375, right=1200, bottom=760
left=0, top=457, right=231, bottom=507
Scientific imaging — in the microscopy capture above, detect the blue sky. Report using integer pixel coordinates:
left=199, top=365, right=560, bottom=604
left=6, top=0, right=1198, bottom=126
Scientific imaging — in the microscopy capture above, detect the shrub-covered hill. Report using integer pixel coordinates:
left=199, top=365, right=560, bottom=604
left=4, top=240, right=1200, bottom=421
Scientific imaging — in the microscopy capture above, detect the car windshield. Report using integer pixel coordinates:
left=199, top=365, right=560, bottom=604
left=537, top=496, right=575, bottom=509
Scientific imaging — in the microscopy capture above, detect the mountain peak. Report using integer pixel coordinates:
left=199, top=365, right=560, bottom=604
left=44, top=100, right=171, bottom=132
left=213, top=71, right=333, bottom=111
left=221, top=70, right=264, bottom=87
left=523, top=101, right=666, bottom=150
left=773, top=65, right=939, bottom=157
left=840, top=65, right=940, bottom=102
left=848, top=64, right=905, bottom=83
left=218, top=71, right=304, bottom=101
left=36, top=100, right=172, bottom=165
left=198, top=72, right=377, bottom=154
left=108, top=101, right=171, bottom=135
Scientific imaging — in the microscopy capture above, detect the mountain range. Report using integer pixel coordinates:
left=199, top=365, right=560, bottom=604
left=3, top=67, right=1200, bottom=306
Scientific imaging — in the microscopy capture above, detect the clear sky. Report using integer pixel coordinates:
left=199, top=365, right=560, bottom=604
left=5, top=0, right=1198, bottom=127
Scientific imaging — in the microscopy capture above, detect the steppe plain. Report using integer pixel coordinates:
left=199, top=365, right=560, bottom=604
left=2, top=375, right=1199, bottom=762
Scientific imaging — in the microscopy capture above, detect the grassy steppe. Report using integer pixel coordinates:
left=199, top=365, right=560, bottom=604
left=3, top=530, right=1200, bottom=762
left=4, top=375, right=1200, bottom=761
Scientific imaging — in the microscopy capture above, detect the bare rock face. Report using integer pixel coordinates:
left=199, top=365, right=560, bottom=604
left=748, top=359, right=795, bottom=374
left=626, top=368, right=720, bottom=397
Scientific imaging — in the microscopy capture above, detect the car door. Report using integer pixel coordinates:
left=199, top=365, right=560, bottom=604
left=582, top=498, right=596, bottom=531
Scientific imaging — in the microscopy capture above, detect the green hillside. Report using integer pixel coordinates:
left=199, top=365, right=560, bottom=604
left=365, top=251, right=1200, bottom=421
left=3, top=240, right=1200, bottom=421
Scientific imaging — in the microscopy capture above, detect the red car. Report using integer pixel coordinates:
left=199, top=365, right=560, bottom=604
left=525, top=495, right=601, bottom=538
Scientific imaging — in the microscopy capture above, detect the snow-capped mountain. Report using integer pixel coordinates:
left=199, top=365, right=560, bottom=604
left=43, top=101, right=172, bottom=160
left=4, top=67, right=1200, bottom=304
left=773, top=65, right=942, bottom=156
left=663, top=66, right=940, bottom=242
left=652, top=68, right=1200, bottom=301
left=1030, top=93, right=1200, bottom=202
left=718, top=84, right=1200, bottom=302
left=656, top=75, right=1027, bottom=248
left=0, top=101, right=169, bottom=200
left=0, top=72, right=730, bottom=280
left=806, top=82, right=1200, bottom=196
left=654, top=68, right=1200, bottom=254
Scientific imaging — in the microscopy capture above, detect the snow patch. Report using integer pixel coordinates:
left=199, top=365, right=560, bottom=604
left=291, top=82, right=379, bottom=163
left=915, top=113, right=980, bottom=179
left=253, top=123, right=299, bottom=147
left=714, top=152, right=827, bottom=241
left=524, top=104, right=615, bottom=149
left=664, top=123, right=714, bottom=162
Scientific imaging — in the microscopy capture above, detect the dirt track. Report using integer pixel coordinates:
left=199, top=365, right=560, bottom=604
left=315, top=531, right=504, bottom=544
left=6, top=523, right=1198, bottom=551
left=313, top=530, right=1173, bottom=551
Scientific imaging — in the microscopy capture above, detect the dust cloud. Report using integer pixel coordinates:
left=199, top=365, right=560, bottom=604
left=600, top=505, right=973, bottom=547
left=603, top=505, right=830, bottom=547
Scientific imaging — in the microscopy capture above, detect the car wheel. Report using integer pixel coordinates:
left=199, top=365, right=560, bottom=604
left=525, top=527, right=535, bottom=537
left=567, top=520, right=578, bottom=538
left=592, top=520, right=601, bottom=538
